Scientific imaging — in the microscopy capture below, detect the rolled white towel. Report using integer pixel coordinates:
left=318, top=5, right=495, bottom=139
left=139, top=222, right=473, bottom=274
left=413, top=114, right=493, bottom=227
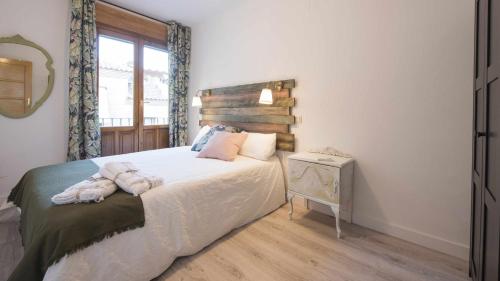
left=117, top=172, right=162, bottom=196
left=51, top=173, right=118, bottom=205
left=78, top=182, right=118, bottom=202
left=51, top=191, right=77, bottom=205
left=101, top=162, right=138, bottom=180
left=99, top=162, right=163, bottom=196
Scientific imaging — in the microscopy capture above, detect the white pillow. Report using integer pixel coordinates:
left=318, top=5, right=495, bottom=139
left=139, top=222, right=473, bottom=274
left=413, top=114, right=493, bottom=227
left=239, top=133, right=276, bottom=160
left=192, top=125, right=211, bottom=147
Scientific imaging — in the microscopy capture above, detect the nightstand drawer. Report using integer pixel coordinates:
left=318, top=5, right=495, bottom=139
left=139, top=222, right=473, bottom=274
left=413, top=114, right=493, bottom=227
left=288, top=159, right=340, bottom=204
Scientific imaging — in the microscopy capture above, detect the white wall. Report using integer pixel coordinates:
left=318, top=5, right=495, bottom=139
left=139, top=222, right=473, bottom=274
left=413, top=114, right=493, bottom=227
left=0, top=0, right=70, bottom=198
left=188, top=0, right=474, bottom=259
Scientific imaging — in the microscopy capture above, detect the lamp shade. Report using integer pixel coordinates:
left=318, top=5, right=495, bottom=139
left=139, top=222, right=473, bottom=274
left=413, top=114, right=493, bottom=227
left=192, top=96, right=202, bottom=107
left=259, top=88, right=273, bottom=105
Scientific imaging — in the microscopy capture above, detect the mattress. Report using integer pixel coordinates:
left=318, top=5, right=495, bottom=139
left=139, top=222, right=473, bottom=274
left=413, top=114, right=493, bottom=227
left=43, top=146, right=286, bottom=281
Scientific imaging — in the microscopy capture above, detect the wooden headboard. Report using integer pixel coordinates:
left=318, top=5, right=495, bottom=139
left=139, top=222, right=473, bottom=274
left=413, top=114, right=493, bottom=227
left=199, top=79, right=296, bottom=152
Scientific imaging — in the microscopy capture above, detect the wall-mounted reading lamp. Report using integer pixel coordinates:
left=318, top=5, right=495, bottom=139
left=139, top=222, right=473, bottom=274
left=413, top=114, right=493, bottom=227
left=259, top=81, right=283, bottom=105
left=192, top=90, right=202, bottom=107
left=259, top=88, right=273, bottom=105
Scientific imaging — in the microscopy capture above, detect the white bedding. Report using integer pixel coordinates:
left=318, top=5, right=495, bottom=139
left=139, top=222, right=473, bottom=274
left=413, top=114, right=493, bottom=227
left=43, top=146, right=286, bottom=281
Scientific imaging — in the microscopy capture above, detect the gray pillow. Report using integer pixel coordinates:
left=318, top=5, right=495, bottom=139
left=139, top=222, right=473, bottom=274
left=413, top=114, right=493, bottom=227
left=191, top=124, right=242, bottom=151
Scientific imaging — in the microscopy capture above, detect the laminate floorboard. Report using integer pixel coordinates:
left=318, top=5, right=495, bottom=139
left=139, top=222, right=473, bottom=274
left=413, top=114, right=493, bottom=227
left=156, top=204, right=469, bottom=281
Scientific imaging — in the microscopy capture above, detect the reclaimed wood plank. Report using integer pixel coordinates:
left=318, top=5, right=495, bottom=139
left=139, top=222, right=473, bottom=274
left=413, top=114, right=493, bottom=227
left=276, top=142, right=294, bottom=152
left=199, top=120, right=288, bottom=134
left=276, top=132, right=295, bottom=143
left=201, top=79, right=295, bottom=95
left=202, top=89, right=290, bottom=101
left=277, top=132, right=295, bottom=152
left=202, top=114, right=295, bottom=125
left=202, top=97, right=295, bottom=108
left=198, top=120, right=294, bottom=151
left=201, top=89, right=289, bottom=101
left=200, top=107, right=290, bottom=116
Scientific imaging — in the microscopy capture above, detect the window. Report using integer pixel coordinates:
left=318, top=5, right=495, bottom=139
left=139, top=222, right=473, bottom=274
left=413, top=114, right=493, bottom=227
left=143, top=46, right=169, bottom=126
left=98, top=34, right=169, bottom=128
left=98, top=35, right=135, bottom=127
left=96, top=2, right=170, bottom=156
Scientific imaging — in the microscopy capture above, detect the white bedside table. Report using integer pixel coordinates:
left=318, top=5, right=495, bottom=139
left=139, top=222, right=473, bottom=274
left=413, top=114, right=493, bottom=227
left=287, top=152, right=354, bottom=238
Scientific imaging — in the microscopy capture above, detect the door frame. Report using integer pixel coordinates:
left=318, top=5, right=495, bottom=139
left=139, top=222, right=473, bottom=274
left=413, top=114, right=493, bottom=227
left=97, top=25, right=169, bottom=154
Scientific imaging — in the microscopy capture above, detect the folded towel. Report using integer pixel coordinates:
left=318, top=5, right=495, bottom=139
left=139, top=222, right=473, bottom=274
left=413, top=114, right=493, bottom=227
left=100, top=162, right=138, bottom=178
left=51, top=173, right=118, bottom=205
left=99, top=162, right=163, bottom=196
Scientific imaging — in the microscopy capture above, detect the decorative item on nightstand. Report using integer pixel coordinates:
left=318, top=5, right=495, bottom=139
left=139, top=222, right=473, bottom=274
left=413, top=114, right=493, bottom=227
left=287, top=152, right=354, bottom=239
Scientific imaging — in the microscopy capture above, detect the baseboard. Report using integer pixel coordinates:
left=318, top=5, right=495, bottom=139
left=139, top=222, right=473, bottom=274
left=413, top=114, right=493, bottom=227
left=352, top=212, right=469, bottom=261
left=306, top=200, right=469, bottom=260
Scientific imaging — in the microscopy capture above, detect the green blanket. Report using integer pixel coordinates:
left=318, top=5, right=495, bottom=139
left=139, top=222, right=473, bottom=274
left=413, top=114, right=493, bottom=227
left=7, top=160, right=145, bottom=281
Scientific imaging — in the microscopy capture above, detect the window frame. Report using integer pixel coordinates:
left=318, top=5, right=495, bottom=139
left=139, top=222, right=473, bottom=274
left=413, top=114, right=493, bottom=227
left=97, top=25, right=169, bottom=131
left=97, top=28, right=139, bottom=130
left=96, top=2, right=170, bottom=154
left=140, top=40, right=170, bottom=129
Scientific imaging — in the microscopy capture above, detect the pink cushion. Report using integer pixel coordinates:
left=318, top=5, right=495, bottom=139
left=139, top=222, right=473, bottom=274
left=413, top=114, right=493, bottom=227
left=197, top=131, right=248, bottom=161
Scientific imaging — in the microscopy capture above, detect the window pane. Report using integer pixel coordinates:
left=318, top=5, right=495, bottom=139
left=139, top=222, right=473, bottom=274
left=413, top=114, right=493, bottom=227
left=98, top=35, right=134, bottom=127
left=143, top=46, right=169, bottom=126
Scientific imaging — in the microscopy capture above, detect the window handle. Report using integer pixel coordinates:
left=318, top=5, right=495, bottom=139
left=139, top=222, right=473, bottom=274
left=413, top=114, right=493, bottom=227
left=477, top=131, right=488, bottom=137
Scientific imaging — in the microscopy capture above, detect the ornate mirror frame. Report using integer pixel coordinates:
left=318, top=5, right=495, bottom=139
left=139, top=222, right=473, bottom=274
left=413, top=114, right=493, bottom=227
left=0, top=34, right=55, bottom=118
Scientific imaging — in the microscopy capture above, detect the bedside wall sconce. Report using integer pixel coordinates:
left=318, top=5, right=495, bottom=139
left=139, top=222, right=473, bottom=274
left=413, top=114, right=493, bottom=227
left=192, top=90, right=202, bottom=107
left=259, top=88, right=273, bottom=105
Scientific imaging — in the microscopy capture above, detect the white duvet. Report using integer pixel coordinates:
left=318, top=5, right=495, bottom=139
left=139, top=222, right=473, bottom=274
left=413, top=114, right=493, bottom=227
left=43, top=146, right=286, bottom=281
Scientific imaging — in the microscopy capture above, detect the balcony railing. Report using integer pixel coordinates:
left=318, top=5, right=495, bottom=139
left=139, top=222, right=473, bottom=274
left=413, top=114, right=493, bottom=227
left=144, top=117, right=168, bottom=126
left=99, top=117, right=168, bottom=127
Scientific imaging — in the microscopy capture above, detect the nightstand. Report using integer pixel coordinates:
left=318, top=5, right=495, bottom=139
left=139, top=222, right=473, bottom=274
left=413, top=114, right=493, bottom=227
left=287, top=152, right=354, bottom=238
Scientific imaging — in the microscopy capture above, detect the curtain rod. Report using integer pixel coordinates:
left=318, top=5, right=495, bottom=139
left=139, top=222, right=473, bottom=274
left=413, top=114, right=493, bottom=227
left=97, top=0, right=166, bottom=24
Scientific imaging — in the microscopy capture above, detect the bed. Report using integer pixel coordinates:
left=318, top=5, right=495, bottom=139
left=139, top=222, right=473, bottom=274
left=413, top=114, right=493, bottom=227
left=40, top=146, right=285, bottom=280
left=9, top=79, right=297, bottom=281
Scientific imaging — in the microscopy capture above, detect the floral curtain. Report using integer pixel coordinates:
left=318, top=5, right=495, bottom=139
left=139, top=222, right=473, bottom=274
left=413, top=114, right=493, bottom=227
left=167, top=22, right=191, bottom=147
left=67, top=0, right=100, bottom=161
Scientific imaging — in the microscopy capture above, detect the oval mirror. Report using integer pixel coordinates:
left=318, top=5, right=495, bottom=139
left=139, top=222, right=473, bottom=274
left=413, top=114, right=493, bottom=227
left=0, top=35, right=54, bottom=118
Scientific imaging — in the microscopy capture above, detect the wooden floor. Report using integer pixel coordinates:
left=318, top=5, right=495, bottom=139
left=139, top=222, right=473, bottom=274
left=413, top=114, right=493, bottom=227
left=156, top=204, right=469, bottom=281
